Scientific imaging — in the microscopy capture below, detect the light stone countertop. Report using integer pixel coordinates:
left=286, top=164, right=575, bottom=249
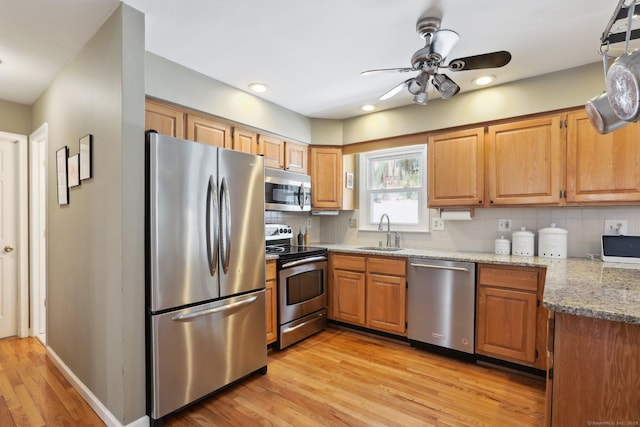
left=319, top=244, right=640, bottom=325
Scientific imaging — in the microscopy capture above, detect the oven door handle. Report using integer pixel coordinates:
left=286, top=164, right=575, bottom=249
left=280, top=255, right=327, bottom=269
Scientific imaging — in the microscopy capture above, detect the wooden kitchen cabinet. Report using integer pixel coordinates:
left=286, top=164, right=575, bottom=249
left=265, top=260, right=277, bottom=345
left=145, top=99, right=184, bottom=137
left=428, top=127, right=485, bottom=207
left=186, top=113, right=232, bottom=148
left=232, top=127, right=258, bottom=154
left=258, top=134, right=286, bottom=169
left=486, top=114, right=564, bottom=206
left=566, top=109, right=640, bottom=204
left=310, top=146, right=343, bottom=210
left=285, top=141, right=308, bottom=173
left=476, top=264, right=547, bottom=369
left=329, top=253, right=406, bottom=335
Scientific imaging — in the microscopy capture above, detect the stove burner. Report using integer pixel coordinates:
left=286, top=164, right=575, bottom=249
left=266, top=245, right=286, bottom=253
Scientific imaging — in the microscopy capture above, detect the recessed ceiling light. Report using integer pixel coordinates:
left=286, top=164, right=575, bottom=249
left=361, top=104, right=376, bottom=112
left=248, top=83, right=268, bottom=93
left=473, top=75, right=495, bottom=86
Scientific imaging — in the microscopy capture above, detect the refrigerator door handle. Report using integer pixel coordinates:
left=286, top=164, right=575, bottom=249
left=220, top=177, right=231, bottom=274
left=206, top=175, right=219, bottom=277
left=171, top=295, right=258, bottom=321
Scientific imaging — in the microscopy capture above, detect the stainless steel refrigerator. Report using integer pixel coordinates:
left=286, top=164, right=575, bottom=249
left=145, top=132, right=267, bottom=423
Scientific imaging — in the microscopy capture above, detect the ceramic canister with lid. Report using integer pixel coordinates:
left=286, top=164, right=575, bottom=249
left=512, top=226, right=535, bottom=256
left=538, top=223, right=568, bottom=258
left=494, top=235, right=511, bottom=255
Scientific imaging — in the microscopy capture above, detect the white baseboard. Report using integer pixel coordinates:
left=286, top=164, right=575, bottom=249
left=46, top=346, right=150, bottom=427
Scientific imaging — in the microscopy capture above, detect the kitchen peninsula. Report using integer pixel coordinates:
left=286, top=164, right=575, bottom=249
left=320, top=245, right=640, bottom=426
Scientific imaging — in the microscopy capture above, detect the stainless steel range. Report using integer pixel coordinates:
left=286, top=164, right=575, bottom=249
left=266, top=224, right=328, bottom=349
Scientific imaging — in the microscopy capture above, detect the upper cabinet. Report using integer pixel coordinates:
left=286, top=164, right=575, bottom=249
left=258, top=134, right=285, bottom=169
left=566, top=110, right=640, bottom=204
left=285, top=141, right=308, bottom=174
left=232, top=127, right=258, bottom=154
left=145, top=99, right=184, bottom=138
left=428, top=127, right=485, bottom=207
left=186, top=113, right=232, bottom=148
left=310, top=146, right=343, bottom=210
left=486, top=114, right=564, bottom=206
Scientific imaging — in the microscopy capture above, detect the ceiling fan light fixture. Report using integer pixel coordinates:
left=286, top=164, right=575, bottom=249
left=407, top=78, right=424, bottom=95
left=432, top=73, right=460, bottom=99
left=473, top=75, right=495, bottom=86
left=248, top=83, right=268, bottom=93
left=413, top=92, right=428, bottom=105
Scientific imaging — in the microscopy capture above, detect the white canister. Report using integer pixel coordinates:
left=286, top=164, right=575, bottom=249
left=494, top=235, right=511, bottom=255
left=512, top=226, right=535, bottom=256
left=538, top=223, right=568, bottom=258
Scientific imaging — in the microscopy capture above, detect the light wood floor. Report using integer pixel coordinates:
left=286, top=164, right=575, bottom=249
left=164, top=327, right=546, bottom=426
left=0, top=327, right=546, bottom=426
left=0, top=336, right=104, bottom=426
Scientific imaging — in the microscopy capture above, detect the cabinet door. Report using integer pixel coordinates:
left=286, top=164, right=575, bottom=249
left=566, top=110, right=640, bottom=203
left=310, top=146, right=343, bottom=209
left=331, top=269, right=366, bottom=325
left=476, top=285, right=537, bottom=365
left=285, top=141, right=308, bottom=173
left=486, top=115, right=564, bottom=205
left=265, top=260, right=277, bottom=345
left=232, top=127, right=258, bottom=154
left=258, top=135, right=285, bottom=169
left=186, top=114, right=232, bottom=148
left=428, top=128, right=485, bottom=207
left=145, top=99, right=184, bottom=138
left=366, top=274, right=406, bottom=335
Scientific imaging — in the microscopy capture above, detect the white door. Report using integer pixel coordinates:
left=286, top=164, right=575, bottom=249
left=0, top=138, right=18, bottom=338
left=30, top=124, right=47, bottom=344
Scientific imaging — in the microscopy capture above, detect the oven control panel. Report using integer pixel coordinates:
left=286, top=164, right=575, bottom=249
left=265, top=223, right=293, bottom=241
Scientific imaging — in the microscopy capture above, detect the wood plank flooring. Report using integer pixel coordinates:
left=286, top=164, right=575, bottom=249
left=0, top=336, right=104, bottom=427
left=164, top=327, right=545, bottom=426
left=0, top=327, right=546, bottom=426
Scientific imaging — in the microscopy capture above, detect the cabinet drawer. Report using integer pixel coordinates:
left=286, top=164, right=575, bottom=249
left=266, top=260, right=277, bottom=281
left=332, top=254, right=366, bottom=272
left=478, top=264, right=539, bottom=292
left=367, top=257, right=406, bottom=276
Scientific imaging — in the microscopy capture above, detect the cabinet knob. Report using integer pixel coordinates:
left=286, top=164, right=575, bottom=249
left=478, top=200, right=482, bottom=204
left=4, top=245, right=14, bottom=253
left=490, top=200, right=494, bottom=204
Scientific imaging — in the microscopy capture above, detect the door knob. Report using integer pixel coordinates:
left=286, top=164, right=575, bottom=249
left=4, top=246, right=14, bottom=253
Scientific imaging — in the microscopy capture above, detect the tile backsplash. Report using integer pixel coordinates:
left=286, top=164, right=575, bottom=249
left=317, top=206, right=640, bottom=259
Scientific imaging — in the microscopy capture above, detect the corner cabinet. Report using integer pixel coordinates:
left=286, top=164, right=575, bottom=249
left=476, top=263, right=547, bottom=370
left=566, top=110, right=640, bottom=204
left=310, top=146, right=343, bottom=210
left=265, top=260, right=277, bottom=345
left=428, top=127, right=485, bottom=207
left=486, top=115, right=564, bottom=206
left=329, top=253, right=406, bottom=336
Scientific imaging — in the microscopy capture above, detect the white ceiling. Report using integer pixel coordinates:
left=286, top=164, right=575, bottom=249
left=0, top=0, right=631, bottom=119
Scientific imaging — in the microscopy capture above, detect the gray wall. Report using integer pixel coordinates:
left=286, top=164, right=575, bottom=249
left=31, top=4, right=145, bottom=425
left=0, top=99, right=31, bottom=135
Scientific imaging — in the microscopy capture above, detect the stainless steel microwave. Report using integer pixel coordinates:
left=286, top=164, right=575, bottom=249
left=265, top=168, right=311, bottom=211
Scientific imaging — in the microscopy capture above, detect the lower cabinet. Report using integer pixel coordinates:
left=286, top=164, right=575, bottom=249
left=265, top=260, right=277, bottom=345
left=476, top=263, right=547, bottom=369
left=329, top=253, right=407, bottom=336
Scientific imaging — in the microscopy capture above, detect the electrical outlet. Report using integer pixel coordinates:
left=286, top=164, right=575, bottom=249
left=498, top=219, right=512, bottom=232
left=349, top=218, right=358, bottom=228
left=307, top=218, right=312, bottom=228
left=431, top=217, right=445, bottom=231
left=604, top=219, right=628, bottom=235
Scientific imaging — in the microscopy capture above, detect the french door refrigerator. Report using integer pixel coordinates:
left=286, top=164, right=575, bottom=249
left=145, top=132, right=267, bottom=423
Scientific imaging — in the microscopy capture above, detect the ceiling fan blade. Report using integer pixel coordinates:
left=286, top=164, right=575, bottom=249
left=379, top=79, right=411, bottom=101
left=361, top=67, right=415, bottom=76
left=428, top=29, right=460, bottom=61
left=446, top=51, right=512, bottom=71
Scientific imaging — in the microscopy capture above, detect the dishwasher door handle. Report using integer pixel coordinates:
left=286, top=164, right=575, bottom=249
left=410, top=263, right=470, bottom=272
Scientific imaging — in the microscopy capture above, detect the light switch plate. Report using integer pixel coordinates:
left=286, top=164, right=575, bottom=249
left=604, top=219, right=627, bottom=235
left=498, top=219, right=512, bottom=232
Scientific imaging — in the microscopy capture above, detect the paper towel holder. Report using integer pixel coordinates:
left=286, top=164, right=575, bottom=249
left=438, top=208, right=475, bottom=220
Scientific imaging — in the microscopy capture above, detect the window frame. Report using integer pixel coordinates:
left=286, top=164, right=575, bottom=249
left=358, top=144, right=429, bottom=232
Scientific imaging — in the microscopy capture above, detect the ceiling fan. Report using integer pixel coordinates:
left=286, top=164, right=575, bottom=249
left=362, top=15, right=512, bottom=105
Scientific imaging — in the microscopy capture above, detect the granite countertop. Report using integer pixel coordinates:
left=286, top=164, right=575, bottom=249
left=319, top=244, right=640, bottom=325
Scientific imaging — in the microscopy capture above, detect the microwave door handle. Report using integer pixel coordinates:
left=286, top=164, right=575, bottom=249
left=298, top=183, right=304, bottom=210
left=220, top=177, right=231, bottom=274
left=206, top=175, right=219, bottom=277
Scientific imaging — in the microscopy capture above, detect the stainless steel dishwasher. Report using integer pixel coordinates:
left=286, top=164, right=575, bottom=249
left=407, top=258, right=476, bottom=354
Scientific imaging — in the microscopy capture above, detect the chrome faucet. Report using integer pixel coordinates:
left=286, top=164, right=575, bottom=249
left=378, top=214, right=392, bottom=247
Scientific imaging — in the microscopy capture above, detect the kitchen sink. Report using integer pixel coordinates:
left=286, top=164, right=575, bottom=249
left=357, top=246, right=403, bottom=252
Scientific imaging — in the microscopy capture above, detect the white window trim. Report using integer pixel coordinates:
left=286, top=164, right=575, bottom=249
left=358, top=144, right=429, bottom=233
